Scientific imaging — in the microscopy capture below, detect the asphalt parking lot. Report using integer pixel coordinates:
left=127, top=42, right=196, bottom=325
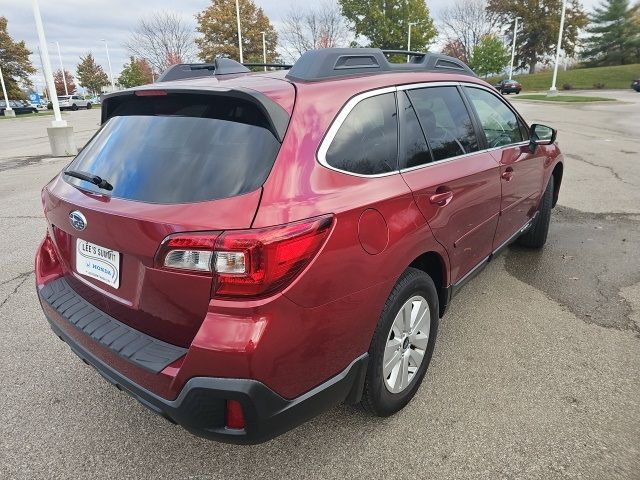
left=0, top=92, right=639, bottom=479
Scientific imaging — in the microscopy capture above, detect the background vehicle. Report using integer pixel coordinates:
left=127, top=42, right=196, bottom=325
left=494, top=79, right=522, bottom=94
left=35, top=49, right=563, bottom=444
left=1, top=99, right=37, bottom=115
left=632, top=79, right=640, bottom=92
left=57, top=94, right=92, bottom=110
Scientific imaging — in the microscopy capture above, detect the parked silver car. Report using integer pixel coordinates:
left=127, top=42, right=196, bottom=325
left=57, top=95, right=93, bottom=110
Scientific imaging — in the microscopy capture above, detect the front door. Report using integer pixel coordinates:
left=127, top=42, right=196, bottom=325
left=462, top=86, right=545, bottom=250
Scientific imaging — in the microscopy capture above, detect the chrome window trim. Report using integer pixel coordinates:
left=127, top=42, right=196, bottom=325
left=316, top=81, right=532, bottom=179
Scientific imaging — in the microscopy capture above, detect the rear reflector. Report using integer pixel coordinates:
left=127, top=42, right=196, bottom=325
left=154, top=215, right=334, bottom=298
left=225, top=400, right=245, bottom=429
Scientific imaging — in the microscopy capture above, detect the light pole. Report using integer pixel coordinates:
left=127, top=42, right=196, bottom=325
left=508, top=17, right=521, bottom=80
left=235, top=0, right=244, bottom=63
left=53, top=41, right=68, bottom=95
left=548, top=0, right=568, bottom=96
left=32, top=0, right=76, bottom=156
left=407, top=22, right=417, bottom=62
left=261, top=31, right=266, bottom=71
left=101, top=39, right=115, bottom=91
left=0, top=65, right=15, bottom=117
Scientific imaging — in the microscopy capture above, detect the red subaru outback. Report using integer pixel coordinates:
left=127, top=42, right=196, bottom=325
left=36, top=49, right=563, bottom=444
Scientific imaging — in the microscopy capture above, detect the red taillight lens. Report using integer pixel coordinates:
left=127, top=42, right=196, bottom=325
left=225, top=400, right=245, bottom=430
left=36, top=232, right=63, bottom=285
left=154, top=216, right=333, bottom=298
left=213, top=215, right=333, bottom=298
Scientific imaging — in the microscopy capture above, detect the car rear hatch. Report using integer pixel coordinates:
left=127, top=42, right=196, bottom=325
left=42, top=86, right=293, bottom=348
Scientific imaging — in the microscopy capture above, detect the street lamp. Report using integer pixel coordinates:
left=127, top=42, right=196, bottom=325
left=261, top=31, right=266, bottom=71
left=235, top=0, right=244, bottom=63
left=52, top=41, right=68, bottom=95
left=508, top=17, right=522, bottom=80
left=407, top=22, right=417, bottom=62
left=0, top=65, right=15, bottom=117
left=101, top=39, right=115, bottom=91
left=548, top=0, right=568, bottom=96
left=32, top=0, right=76, bottom=156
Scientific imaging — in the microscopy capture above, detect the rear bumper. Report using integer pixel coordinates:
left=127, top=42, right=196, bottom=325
left=40, top=284, right=368, bottom=444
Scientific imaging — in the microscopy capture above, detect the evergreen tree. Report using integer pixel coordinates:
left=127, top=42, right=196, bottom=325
left=582, top=0, right=640, bottom=65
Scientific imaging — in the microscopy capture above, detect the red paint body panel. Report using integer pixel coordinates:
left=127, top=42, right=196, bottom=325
left=400, top=152, right=502, bottom=283
left=36, top=67, right=564, bottom=408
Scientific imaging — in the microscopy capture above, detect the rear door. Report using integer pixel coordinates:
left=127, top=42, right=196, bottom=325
left=43, top=90, right=291, bottom=347
left=462, top=86, right=544, bottom=250
left=398, top=85, right=501, bottom=284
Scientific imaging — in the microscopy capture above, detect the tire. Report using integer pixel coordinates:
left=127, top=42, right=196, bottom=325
left=86, top=103, right=92, bottom=110
left=516, top=90, right=520, bottom=95
left=72, top=104, right=79, bottom=111
left=361, top=268, right=439, bottom=416
left=517, top=176, right=554, bottom=248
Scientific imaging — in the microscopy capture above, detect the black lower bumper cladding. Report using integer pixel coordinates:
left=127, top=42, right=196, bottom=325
left=40, top=282, right=368, bottom=444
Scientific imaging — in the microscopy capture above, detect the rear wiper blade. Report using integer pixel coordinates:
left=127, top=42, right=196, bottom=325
left=64, top=170, right=113, bottom=191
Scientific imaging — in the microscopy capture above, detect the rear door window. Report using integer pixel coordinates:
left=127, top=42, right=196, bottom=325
left=64, top=94, right=281, bottom=204
left=324, top=92, right=398, bottom=175
left=407, top=86, right=479, bottom=161
left=399, top=92, right=432, bottom=169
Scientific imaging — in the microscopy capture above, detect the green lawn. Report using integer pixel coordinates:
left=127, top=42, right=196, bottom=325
left=512, top=94, right=615, bottom=102
left=489, top=64, right=640, bottom=91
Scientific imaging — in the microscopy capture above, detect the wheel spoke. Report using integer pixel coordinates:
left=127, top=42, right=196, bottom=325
left=410, top=301, right=429, bottom=335
left=402, top=301, right=413, bottom=332
left=399, top=352, right=410, bottom=390
left=392, top=311, right=404, bottom=338
left=383, top=338, right=401, bottom=364
left=383, top=349, right=402, bottom=378
left=409, top=332, right=429, bottom=350
left=408, top=347, right=424, bottom=367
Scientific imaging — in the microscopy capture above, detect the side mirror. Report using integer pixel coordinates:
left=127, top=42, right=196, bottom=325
left=529, top=124, right=557, bottom=152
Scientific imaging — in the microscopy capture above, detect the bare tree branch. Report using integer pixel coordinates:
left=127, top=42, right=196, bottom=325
left=124, top=11, right=196, bottom=74
left=439, top=0, right=499, bottom=61
left=280, top=2, right=350, bottom=61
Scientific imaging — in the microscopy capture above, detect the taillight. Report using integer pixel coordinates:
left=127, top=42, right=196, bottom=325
left=155, top=215, right=334, bottom=298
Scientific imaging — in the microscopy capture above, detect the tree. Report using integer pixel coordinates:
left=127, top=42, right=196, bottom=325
left=488, top=0, right=588, bottom=73
left=469, top=34, right=510, bottom=77
left=76, top=53, right=109, bottom=96
left=440, top=0, right=499, bottom=63
left=196, top=0, right=279, bottom=63
left=125, top=11, right=196, bottom=74
left=280, top=2, right=350, bottom=60
left=53, top=69, right=76, bottom=96
left=0, top=16, right=35, bottom=98
left=118, top=57, right=154, bottom=88
left=441, top=39, right=468, bottom=63
left=339, top=0, right=437, bottom=51
left=581, top=0, right=640, bottom=65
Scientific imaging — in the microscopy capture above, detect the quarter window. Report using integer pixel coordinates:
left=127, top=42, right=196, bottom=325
left=464, top=87, right=523, bottom=148
left=325, top=92, right=398, bottom=175
left=407, top=86, right=479, bottom=161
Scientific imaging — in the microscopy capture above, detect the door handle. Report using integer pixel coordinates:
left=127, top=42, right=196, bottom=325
left=501, top=167, right=514, bottom=181
left=429, top=190, right=454, bottom=206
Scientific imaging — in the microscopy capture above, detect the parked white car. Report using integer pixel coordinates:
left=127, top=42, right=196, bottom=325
left=57, top=95, right=93, bottom=110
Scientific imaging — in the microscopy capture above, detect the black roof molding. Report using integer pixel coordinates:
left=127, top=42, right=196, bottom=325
left=157, top=57, right=251, bottom=82
left=285, top=48, right=476, bottom=82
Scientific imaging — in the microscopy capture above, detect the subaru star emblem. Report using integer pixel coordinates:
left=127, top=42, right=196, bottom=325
left=69, top=211, right=87, bottom=231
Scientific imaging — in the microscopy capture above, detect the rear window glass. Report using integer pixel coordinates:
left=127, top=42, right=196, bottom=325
left=64, top=95, right=281, bottom=204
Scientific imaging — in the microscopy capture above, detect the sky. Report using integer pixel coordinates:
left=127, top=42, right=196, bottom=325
left=2, top=0, right=600, bottom=94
